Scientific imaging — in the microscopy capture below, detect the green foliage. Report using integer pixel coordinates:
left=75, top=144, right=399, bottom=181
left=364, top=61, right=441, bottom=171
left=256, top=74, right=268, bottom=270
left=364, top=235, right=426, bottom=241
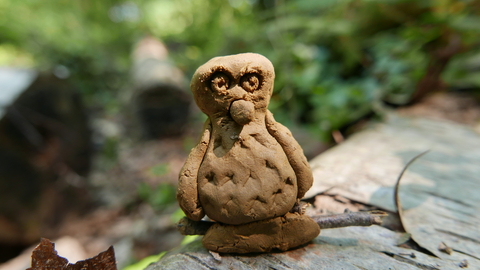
left=123, top=252, right=165, bottom=270
left=180, top=235, right=199, bottom=246
left=0, top=0, right=139, bottom=110
left=148, top=163, right=169, bottom=177
left=170, top=207, right=186, bottom=224
left=2, top=0, right=479, bottom=140
left=101, top=137, right=119, bottom=161
left=153, top=0, right=480, bottom=139
left=443, top=49, right=480, bottom=92
left=137, top=182, right=176, bottom=211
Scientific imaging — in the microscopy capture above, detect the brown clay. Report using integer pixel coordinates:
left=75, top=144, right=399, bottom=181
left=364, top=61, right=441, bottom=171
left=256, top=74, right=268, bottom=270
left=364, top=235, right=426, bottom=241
left=177, top=53, right=319, bottom=253
left=202, top=212, right=319, bottom=253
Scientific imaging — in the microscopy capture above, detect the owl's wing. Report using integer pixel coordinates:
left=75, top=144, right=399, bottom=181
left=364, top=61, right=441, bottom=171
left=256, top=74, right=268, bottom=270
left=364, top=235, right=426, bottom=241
left=265, top=110, right=313, bottom=199
left=177, top=119, right=212, bottom=221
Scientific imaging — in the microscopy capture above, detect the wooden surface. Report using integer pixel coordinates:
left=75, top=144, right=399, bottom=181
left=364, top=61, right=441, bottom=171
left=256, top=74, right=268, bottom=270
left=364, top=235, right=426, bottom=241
left=306, top=113, right=480, bottom=266
left=147, top=113, right=480, bottom=269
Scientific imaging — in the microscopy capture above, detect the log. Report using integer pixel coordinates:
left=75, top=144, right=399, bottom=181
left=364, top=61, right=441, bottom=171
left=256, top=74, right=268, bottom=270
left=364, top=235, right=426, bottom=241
left=306, top=113, right=480, bottom=266
left=127, top=36, right=193, bottom=139
left=0, top=70, right=93, bottom=253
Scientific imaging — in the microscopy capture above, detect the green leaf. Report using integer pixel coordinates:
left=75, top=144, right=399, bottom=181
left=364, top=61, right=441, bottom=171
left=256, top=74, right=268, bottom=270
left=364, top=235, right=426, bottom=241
left=149, top=164, right=169, bottom=177
left=123, top=252, right=166, bottom=270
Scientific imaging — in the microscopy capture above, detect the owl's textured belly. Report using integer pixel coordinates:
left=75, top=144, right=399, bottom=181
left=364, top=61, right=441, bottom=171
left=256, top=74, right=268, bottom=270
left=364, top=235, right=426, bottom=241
left=198, top=132, right=297, bottom=225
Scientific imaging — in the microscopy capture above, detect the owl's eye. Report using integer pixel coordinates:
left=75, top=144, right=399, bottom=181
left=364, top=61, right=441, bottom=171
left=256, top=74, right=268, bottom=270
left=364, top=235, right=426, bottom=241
left=211, top=73, right=229, bottom=92
left=241, top=73, right=261, bottom=92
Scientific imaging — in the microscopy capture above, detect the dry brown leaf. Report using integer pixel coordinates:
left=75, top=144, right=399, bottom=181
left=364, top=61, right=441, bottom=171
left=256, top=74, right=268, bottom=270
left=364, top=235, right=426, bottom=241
left=26, top=238, right=117, bottom=270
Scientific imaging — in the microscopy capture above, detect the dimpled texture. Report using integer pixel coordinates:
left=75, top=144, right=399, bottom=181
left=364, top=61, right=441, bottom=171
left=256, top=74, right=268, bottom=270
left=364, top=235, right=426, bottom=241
left=198, top=122, right=298, bottom=225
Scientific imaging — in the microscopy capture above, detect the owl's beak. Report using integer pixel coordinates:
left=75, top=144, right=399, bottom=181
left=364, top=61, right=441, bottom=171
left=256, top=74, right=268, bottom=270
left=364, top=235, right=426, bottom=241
left=229, top=99, right=255, bottom=125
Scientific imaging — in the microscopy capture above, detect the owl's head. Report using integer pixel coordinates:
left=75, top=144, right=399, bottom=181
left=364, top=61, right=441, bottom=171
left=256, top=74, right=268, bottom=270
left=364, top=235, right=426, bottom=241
left=191, top=53, right=275, bottom=123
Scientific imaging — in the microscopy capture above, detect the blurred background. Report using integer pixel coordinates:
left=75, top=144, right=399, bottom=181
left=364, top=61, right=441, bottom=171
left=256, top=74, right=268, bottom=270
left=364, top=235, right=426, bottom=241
left=0, top=0, right=480, bottom=269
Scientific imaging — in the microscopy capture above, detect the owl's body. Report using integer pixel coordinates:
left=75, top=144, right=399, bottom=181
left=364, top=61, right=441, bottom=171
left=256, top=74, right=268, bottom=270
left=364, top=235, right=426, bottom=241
left=198, top=113, right=297, bottom=225
left=177, top=53, right=319, bottom=253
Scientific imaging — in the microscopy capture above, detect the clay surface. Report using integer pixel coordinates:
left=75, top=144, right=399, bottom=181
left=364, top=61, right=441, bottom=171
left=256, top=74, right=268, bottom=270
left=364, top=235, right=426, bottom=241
left=203, top=212, right=320, bottom=253
left=177, top=53, right=318, bottom=253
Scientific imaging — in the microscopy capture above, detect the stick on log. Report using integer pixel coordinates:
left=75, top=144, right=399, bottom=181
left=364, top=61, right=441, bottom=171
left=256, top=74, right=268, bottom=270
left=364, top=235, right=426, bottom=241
left=177, top=210, right=388, bottom=236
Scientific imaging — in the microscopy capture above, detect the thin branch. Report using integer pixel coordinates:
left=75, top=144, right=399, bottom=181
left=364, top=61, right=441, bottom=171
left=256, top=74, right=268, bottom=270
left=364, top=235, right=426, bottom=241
left=177, top=217, right=214, bottom=236
left=311, top=210, right=387, bottom=229
left=176, top=210, right=388, bottom=236
left=394, top=150, right=430, bottom=231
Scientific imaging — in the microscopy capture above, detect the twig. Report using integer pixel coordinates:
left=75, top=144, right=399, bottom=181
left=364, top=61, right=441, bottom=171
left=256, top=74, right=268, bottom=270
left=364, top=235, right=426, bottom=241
left=176, top=210, right=388, bottom=236
left=394, top=150, right=430, bottom=231
left=289, top=200, right=309, bottom=215
left=311, top=210, right=387, bottom=229
left=177, top=217, right=214, bottom=236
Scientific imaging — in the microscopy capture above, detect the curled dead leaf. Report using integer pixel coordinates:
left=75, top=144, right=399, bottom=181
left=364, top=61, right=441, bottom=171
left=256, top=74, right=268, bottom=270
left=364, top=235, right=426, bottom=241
left=26, top=238, right=117, bottom=270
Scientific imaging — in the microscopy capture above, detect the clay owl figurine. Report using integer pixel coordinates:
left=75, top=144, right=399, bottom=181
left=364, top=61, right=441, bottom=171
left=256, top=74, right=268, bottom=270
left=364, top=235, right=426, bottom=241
left=177, top=53, right=320, bottom=253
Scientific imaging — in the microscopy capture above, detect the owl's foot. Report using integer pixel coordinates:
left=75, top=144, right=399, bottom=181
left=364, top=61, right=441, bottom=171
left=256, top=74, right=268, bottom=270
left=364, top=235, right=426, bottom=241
left=202, top=212, right=320, bottom=253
